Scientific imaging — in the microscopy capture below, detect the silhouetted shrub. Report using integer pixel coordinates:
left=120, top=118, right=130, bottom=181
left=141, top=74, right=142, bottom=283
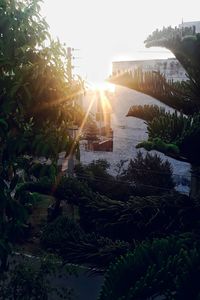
left=79, top=192, right=200, bottom=241
left=75, top=160, right=134, bottom=200
left=41, top=216, right=131, bottom=269
left=99, top=233, right=200, bottom=300
left=122, top=151, right=175, bottom=195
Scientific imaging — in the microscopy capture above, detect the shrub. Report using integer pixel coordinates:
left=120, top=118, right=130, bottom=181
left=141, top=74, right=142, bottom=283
left=75, top=160, right=133, bottom=200
left=29, top=163, right=58, bottom=180
left=54, top=176, right=92, bottom=205
left=16, top=177, right=54, bottom=197
left=122, top=151, right=175, bottom=195
left=79, top=192, right=200, bottom=241
left=99, top=233, right=200, bottom=300
left=0, top=255, right=75, bottom=300
left=41, top=216, right=131, bottom=269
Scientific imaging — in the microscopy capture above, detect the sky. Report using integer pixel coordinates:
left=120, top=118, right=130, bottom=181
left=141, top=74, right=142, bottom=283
left=41, top=0, right=200, bottom=85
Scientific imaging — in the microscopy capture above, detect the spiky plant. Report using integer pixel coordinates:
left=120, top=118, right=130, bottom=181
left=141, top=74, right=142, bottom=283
left=99, top=233, right=200, bottom=300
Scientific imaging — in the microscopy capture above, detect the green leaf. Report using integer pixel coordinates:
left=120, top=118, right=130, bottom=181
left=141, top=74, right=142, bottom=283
left=10, top=175, right=19, bottom=191
left=0, top=119, right=8, bottom=131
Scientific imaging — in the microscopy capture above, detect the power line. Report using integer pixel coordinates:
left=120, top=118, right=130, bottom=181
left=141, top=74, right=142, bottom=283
left=81, top=136, right=191, bottom=165
left=81, top=135, right=189, bottom=145
left=81, top=135, right=143, bottom=143
left=78, top=152, right=191, bottom=178
left=75, top=174, right=189, bottom=194
left=76, top=166, right=191, bottom=181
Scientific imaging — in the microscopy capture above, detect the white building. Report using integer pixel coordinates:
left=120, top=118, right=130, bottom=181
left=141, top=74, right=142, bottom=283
left=180, top=21, right=200, bottom=33
left=112, top=58, right=187, bottom=81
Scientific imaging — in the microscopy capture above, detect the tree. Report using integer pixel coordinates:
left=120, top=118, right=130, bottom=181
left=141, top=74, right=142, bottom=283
left=0, top=0, right=84, bottom=164
left=122, top=151, right=175, bottom=194
left=109, top=26, right=200, bottom=198
left=0, top=0, right=83, bottom=273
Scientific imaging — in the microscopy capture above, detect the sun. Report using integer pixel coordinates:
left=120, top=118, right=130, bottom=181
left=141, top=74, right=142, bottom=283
left=87, top=81, right=115, bottom=112
left=90, top=81, right=115, bottom=93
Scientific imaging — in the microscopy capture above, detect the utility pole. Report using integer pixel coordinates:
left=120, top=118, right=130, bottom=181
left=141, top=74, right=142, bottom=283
left=66, top=47, right=80, bottom=176
left=67, top=47, right=73, bottom=84
left=67, top=47, right=80, bottom=83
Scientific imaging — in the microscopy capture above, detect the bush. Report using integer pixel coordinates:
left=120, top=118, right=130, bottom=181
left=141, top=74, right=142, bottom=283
left=75, top=160, right=134, bottom=200
left=0, top=255, right=75, bottom=300
left=122, top=151, right=175, bottom=195
left=29, top=163, right=58, bottom=180
left=41, top=216, right=85, bottom=250
left=54, top=176, right=92, bottom=205
left=16, top=176, right=92, bottom=205
left=16, top=177, right=54, bottom=197
left=41, top=216, right=131, bottom=269
left=79, top=192, right=200, bottom=241
left=18, top=191, right=43, bottom=206
left=99, top=233, right=200, bottom=300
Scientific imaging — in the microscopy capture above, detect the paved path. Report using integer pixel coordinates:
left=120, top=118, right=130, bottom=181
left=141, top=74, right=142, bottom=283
left=13, top=252, right=103, bottom=300
left=50, top=269, right=103, bottom=300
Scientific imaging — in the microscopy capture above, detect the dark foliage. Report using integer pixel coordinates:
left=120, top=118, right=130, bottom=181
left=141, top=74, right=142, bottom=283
left=122, top=151, right=175, bottom=195
left=41, top=216, right=131, bottom=270
left=54, top=176, right=92, bottom=205
left=75, top=160, right=134, bottom=201
left=99, top=233, right=200, bottom=300
left=29, top=163, right=58, bottom=180
left=0, top=255, right=75, bottom=300
left=79, top=192, right=200, bottom=241
left=16, top=177, right=54, bottom=198
left=0, top=0, right=83, bottom=273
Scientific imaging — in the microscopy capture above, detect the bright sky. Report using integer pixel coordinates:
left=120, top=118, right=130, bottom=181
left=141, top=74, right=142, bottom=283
left=41, top=0, right=200, bottom=85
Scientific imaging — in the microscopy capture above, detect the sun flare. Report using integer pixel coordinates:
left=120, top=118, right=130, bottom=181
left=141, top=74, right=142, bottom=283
left=90, top=81, right=115, bottom=93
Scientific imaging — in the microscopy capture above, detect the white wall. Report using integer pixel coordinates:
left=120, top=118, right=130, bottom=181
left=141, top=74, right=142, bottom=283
left=80, top=86, right=190, bottom=193
left=180, top=21, right=200, bottom=33
left=112, top=58, right=187, bottom=81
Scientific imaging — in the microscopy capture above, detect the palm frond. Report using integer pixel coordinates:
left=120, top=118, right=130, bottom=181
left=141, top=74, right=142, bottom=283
left=127, top=104, right=166, bottom=122
left=109, top=69, right=196, bottom=114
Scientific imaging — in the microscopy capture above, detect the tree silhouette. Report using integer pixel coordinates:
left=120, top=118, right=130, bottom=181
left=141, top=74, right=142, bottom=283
left=0, top=0, right=83, bottom=272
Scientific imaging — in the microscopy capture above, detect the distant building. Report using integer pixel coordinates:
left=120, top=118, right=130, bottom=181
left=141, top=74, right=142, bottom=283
left=179, top=21, right=200, bottom=33
left=112, top=58, right=187, bottom=81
